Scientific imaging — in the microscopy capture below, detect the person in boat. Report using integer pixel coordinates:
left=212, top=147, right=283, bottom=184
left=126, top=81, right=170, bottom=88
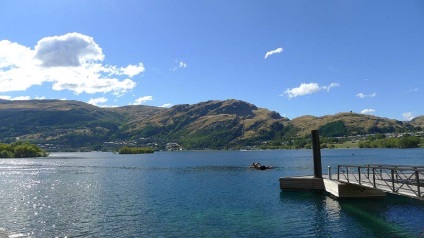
left=250, top=162, right=272, bottom=170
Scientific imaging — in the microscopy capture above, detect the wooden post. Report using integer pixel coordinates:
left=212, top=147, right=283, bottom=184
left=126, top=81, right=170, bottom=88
left=311, top=130, right=322, bottom=178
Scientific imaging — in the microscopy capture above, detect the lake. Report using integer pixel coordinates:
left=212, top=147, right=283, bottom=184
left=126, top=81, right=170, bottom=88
left=0, top=149, right=423, bottom=237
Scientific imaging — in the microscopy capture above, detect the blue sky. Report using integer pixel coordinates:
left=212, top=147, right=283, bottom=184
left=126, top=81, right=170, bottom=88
left=0, top=0, right=423, bottom=121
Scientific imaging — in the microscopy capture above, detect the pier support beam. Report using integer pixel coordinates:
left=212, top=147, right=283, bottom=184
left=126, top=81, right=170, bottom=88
left=311, top=130, right=322, bottom=179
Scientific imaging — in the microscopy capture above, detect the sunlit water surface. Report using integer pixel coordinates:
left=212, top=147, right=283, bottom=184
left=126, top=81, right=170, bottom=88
left=0, top=149, right=423, bottom=237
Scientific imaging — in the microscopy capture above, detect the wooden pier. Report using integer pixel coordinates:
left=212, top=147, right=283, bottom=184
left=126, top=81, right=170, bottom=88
left=280, top=164, right=424, bottom=200
left=336, top=164, right=424, bottom=199
left=279, top=130, right=424, bottom=200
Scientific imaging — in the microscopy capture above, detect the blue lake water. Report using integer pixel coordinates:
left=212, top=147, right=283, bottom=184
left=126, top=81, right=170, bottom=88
left=0, top=148, right=423, bottom=237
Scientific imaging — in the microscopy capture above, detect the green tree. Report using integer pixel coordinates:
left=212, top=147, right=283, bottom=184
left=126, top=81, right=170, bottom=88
left=119, top=146, right=154, bottom=154
left=0, top=141, right=48, bottom=158
left=319, top=121, right=348, bottom=137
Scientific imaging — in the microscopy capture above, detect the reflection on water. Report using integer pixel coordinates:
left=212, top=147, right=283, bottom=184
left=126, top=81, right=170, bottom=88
left=279, top=191, right=421, bottom=237
left=0, top=150, right=423, bottom=237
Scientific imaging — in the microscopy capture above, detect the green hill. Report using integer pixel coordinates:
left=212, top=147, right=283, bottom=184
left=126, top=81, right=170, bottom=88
left=0, top=99, right=161, bottom=150
left=0, top=99, right=421, bottom=151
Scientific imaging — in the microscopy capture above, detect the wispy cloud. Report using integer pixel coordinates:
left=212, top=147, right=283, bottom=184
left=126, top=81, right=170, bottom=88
left=133, top=96, right=153, bottom=105
left=88, top=97, right=108, bottom=106
left=264, top=47, right=283, bottom=59
left=171, top=60, right=188, bottom=71
left=160, top=103, right=173, bottom=108
left=0, top=32, right=143, bottom=95
left=0, top=95, right=31, bottom=100
left=323, top=83, right=340, bottom=92
left=360, top=109, right=375, bottom=115
left=179, top=61, right=187, bottom=68
left=402, top=112, right=415, bottom=121
left=357, top=92, right=377, bottom=98
left=282, top=82, right=340, bottom=98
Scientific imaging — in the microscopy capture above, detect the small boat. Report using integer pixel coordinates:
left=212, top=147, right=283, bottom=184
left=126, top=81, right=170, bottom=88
left=250, top=162, right=273, bottom=170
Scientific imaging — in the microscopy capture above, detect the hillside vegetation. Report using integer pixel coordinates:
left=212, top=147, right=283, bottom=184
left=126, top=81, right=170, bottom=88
left=0, top=99, right=422, bottom=151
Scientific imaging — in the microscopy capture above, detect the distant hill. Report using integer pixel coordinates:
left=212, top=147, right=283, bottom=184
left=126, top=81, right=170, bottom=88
left=0, top=99, right=421, bottom=150
left=290, top=112, right=416, bottom=137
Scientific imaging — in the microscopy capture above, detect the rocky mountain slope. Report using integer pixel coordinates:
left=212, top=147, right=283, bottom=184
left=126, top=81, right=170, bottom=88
left=126, top=99, right=289, bottom=149
left=411, top=116, right=424, bottom=128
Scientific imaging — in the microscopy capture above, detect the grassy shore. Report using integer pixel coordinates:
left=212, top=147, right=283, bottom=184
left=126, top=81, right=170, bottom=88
left=331, top=141, right=360, bottom=149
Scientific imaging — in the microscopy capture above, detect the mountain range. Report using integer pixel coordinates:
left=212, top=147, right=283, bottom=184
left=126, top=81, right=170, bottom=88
left=0, top=99, right=422, bottom=151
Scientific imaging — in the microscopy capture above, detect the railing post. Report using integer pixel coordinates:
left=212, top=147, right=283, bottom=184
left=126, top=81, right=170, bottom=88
left=416, top=170, right=421, bottom=197
left=358, top=167, right=361, bottom=185
left=391, top=169, right=395, bottom=192
left=347, top=166, right=350, bottom=183
left=328, top=166, right=332, bottom=180
left=395, top=170, right=399, bottom=183
left=337, top=165, right=340, bottom=180
left=373, top=168, right=376, bottom=188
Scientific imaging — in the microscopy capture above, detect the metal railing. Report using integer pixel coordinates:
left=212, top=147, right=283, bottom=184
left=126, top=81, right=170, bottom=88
left=337, top=164, right=424, bottom=198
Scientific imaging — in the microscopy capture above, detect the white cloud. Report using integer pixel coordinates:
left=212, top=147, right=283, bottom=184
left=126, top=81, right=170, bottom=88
left=34, top=32, right=104, bottom=67
left=160, top=103, right=173, bottom=108
left=357, top=92, right=377, bottom=98
left=0, top=32, right=144, bottom=95
left=360, top=109, right=376, bottom=115
left=264, top=47, right=283, bottom=59
left=282, top=82, right=339, bottom=98
left=0, top=40, right=33, bottom=68
left=402, top=112, right=415, bottom=121
left=0, top=95, right=31, bottom=100
left=284, top=83, right=320, bottom=98
left=133, top=96, right=153, bottom=105
left=120, top=63, right=145, bottom=77
left=88, top=97, right=108, bottom=106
